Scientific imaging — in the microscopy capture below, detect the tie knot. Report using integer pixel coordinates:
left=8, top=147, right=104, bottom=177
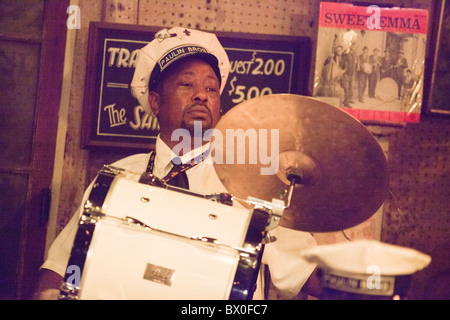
left=171, top=157, right=183, bottom=166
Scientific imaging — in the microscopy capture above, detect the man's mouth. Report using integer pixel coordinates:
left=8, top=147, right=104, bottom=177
left=186, top=105, right=210, bottom=118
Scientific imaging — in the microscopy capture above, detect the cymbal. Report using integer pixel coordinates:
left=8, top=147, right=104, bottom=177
left=212, top=94, right=389, bottom=232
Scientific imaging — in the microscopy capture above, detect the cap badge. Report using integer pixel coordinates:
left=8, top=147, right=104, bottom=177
left=155, top=29, right=176, bottom=42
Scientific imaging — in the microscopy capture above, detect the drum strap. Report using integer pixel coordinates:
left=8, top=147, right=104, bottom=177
left=139, top=150, right=208, bottom=189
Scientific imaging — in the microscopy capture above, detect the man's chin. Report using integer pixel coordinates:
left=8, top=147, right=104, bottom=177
left=183, top=119, right=213, bottom=135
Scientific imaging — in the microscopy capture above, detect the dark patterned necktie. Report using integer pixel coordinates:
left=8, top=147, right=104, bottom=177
left=161, top=158, right=192, bottom=189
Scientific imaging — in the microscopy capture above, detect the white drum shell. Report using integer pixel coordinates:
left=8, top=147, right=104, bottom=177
left=77, top=175, right=253, bottom=300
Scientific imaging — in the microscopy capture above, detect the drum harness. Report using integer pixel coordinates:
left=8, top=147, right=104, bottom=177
left=139, top=150, right=203, bottom=189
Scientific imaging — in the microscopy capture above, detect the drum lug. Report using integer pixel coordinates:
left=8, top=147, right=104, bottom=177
left=80, top=206, right=104, bottom=224
left=123, top=216, right=152, bottom=229
left=238, top=253, right=258, bottom=269
left=192, top=236, right=221, bottom=246
left=204, top=193, right=233, bottom=206
left=59, top=282, right=79, bottom=300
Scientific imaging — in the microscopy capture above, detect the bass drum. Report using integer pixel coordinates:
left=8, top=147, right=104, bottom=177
left=59, top=167, right=268, bottom=300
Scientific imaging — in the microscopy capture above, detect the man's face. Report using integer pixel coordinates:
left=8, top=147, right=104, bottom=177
left=149, top=58, right=221, bottom=143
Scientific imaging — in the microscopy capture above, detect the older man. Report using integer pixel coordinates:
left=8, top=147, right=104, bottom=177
left=33, top=27, right=320, bottom=300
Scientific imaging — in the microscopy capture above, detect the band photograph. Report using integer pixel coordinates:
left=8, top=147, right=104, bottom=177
left=313, top=2, right=428, bottom=123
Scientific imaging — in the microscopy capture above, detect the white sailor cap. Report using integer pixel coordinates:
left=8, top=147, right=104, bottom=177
left=131, top=27, right=230, bottom=114
left=301, top=240, right=431, bottom=298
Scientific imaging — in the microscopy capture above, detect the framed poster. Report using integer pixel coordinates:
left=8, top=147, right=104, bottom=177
left=81, top=22, right=311, bottom=150
left=423, top=0, right=450, bottom=116
left=313, top=2, right=429, bottom=124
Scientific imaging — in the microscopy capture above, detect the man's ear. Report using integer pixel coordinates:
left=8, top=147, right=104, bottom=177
left=148, top=91, right=160, bottom=115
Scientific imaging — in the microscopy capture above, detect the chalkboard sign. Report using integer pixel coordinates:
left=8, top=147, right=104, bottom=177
left=81, top=22, right=311, bottom=150
left=215, top=31, right=310, bottom=114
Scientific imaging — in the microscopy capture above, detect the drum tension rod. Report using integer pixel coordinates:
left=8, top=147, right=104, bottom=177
left=285, top=169, right=303, bottom=209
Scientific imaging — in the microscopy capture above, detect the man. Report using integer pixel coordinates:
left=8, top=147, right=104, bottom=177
left=380, top=49, right=393, bottom=79
left=33, top=27, right=320, bottom=300
left=341, top=43, right=358, bottom=107
left=401, top=69, right=415, bottom=109
left=321, top=45, right=346, bottom=105
left=357, top=46, right=370, bottom=103
left=393, top=50, right=408, bottom=100
left=368, top=48, right=381, bottom=98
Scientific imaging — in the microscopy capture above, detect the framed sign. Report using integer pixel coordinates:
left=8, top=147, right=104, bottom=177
left=215, top=31, right=311, bottom=114
left=81, top=22, right=160, bottom=150
left=423, top=0, right=450, bottom=116
left=81, top=22, right=311, bottom=150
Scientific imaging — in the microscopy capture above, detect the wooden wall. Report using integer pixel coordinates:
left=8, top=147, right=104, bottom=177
left=53, top=0, right=449, bottom=299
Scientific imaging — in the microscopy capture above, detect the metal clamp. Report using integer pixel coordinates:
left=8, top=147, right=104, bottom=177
left=246, top=196, right=285, bottom=231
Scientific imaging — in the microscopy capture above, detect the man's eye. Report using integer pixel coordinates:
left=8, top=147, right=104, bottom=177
left=206, top=87, right=217, bottom=92
left=180, top=82, right=192, bottom=87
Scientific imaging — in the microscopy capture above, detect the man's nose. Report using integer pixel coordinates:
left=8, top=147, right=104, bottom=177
left=193, top=86, right=208, bottom=102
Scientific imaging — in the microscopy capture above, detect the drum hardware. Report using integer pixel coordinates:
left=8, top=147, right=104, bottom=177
left=160, top=184, right=235, bottom=207
left=259, top=168, right=302, bottom=245
left=284, top=168, right=303, bottom=208
left=79, top=210, right=103, bottom=225
left=122, top=216, right=151, bottom=229
left=244, top=196, right=284, bottom=233
left=264, top=232, right=277, bottom=244
left=204, top=193, right=233, bottom=206
left=208, top=213, right=218, bottom=220
left=213, top=94, right=389, bottom=232
left=191, top=236, right=221, bottom=245
left=60, top=282, right=79, bottom=300
left=237, top=246, right=262, bottom=269
left=189, top=237, right=261, bottom=260
left=140, top=197, right=150, bottom=203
